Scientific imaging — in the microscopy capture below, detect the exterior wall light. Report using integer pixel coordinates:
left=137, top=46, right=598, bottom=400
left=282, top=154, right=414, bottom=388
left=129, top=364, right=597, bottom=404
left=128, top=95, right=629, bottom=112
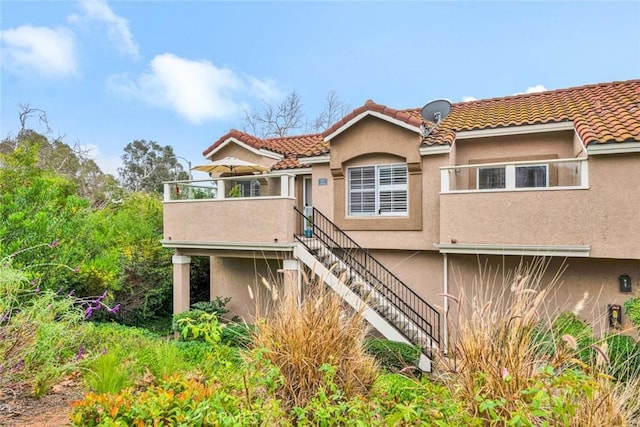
left=619, top=274, right=632, bottom=293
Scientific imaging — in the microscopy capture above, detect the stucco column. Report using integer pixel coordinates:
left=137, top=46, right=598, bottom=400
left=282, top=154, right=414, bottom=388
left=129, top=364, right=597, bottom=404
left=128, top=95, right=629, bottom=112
left=281, top=259, right=300, bottom=301
left=172, top=254, right=191, bottom=314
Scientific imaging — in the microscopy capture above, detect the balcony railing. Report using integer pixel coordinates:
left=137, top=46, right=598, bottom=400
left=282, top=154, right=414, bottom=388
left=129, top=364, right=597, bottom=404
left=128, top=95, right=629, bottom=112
left=440, top=158, right=588, bottom=193
left=163, top=173, right=296, bottom=202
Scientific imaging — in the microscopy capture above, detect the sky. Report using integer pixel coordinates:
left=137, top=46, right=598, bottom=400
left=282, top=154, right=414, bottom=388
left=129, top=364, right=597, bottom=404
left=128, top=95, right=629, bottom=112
left=1, top=1, right=639, bottom=177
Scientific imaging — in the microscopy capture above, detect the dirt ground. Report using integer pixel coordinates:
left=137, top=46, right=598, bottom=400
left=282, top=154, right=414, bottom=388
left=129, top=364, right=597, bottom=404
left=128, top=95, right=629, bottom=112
left=0, top=377, right=82, bottom=427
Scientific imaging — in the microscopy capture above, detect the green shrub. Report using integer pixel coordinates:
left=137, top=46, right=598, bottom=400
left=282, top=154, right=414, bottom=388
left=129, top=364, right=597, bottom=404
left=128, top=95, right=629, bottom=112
left=173, top=340, right=215, bottom=364
left=363, top=338, right=420, bottom=372
left=71, top=374, right=286, bottom=426
left=624, top=297, right=640, bottom=330
left=191, top=296, right=232, bottom=319
left=172, top=310, right=222, bottom=344
left=84, top=351, right=131, bottom=394
left=551, top=312, right=595, bottom=362
left=606, top=334, right=640, bottom=381
left=221, top=323, right=255, bottom=348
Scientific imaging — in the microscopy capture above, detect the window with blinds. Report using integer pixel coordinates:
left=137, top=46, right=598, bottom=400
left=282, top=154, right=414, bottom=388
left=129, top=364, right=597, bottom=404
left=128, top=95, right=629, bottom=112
left=348, top=164, right=408, bottom=216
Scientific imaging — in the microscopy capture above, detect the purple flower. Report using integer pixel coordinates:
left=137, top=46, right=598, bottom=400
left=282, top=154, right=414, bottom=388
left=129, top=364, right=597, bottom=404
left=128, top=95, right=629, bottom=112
left=74, top=346, right=85, bottom=362
left=101, top=348, right=108, bottom=355
left=68, top=289, right=75, bottom=297
left=72, top=266, right=80, bottom=273
left=35, top=286, right=40, bottom=293
left=50, top=239, right=59, bottom=248
left=15, top=359, right=24, bottom=371
left=98, top=290, right=108, bottom=301
left=108, top=304, right=120, bottom=314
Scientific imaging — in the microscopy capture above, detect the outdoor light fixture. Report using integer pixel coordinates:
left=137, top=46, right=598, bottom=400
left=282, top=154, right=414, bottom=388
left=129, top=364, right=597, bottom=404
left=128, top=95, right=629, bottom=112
left=619, top=274, right=632, bottom=293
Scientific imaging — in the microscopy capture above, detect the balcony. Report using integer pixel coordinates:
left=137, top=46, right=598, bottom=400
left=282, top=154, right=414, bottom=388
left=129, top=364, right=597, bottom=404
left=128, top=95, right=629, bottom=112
left=163, top=173, right=297, bottom=249
left=439, top=158, right=591, bottom=254
left=440, top=158, right=588, bottom=193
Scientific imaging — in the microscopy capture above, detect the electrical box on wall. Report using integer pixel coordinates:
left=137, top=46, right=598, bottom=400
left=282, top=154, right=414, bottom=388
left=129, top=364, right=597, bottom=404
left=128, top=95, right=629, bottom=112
left=608, top=304, right=622, bottom=328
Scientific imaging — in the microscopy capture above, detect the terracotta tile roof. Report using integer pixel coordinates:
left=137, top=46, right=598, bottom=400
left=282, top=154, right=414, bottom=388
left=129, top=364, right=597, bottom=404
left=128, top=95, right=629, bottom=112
left=204, top=80, right=639, bottom=170
left=202, top=129, right=327, bottom=170
left=420, top=79, right=640, bottom=146
left=322, top=99, right=423, bottom=138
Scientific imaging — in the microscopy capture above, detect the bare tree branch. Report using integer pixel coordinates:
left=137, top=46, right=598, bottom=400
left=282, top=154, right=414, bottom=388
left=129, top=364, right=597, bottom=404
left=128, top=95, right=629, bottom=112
left=312, top=90, right=350, bottom=132
left=18, top=103, right=51, bottom=133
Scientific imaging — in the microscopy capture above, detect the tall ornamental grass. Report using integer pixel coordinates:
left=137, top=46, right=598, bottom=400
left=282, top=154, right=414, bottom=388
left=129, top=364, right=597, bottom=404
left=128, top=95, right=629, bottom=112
left=438, top=258, right=640, bottom=425
left=249, top=275, right=379, bottom=409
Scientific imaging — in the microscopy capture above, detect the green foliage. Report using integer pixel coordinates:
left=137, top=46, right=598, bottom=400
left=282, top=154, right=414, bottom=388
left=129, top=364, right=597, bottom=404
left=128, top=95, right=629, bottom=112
left=118, top=139, right=186, bottom=195
left=173, top=310, right=222, bottom=344
left=220, top=323, right=255, bottom=348
left=551, top=312, right=595, bottom=362
left=624, top=296, right=640, bottom=330
left=0, top=262, right=93, bottom=395
left=84, top=351, right=131, bottom=394
left=363, top=338, right=421, bottom=373
left=190, top=296, right=232, bottom=319
left=606, top=334, right=640, bottom=381
left=227, top=183, right=244, bottom=198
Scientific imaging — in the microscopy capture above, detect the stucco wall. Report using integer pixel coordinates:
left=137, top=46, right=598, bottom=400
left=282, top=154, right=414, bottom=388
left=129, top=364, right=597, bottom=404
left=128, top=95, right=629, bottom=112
left=164, top=198, right=296, bottom=244
left=329, top=117, right=424, bottom=232
left=210, top=255, right=284, bottom=323
left=446, top=254, right=640, bottom=334
left=453, top=131, right=575, bottom=165
left=208, top=143, right=279, bottom=171
left=440, top=153, right=640, bottom=259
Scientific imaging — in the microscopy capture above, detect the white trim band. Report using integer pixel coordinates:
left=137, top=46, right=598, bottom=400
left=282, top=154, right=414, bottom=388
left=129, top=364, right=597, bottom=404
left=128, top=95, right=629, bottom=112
left=162, top=240, right=296, bottom=252
left=324, top=111, right=422, bottom=142
left=587, top=142, right=640, bottom=155
left=297, top=154, right=330, bottom=164
left=436, top=243, right=590, bottom=257
left=420, top=145, right=451, bottom=156
left=205, top=137, right=283, bottom=160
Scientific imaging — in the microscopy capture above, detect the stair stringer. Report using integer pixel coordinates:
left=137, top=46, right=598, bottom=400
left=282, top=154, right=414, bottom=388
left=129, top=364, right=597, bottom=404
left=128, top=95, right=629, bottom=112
left=294, top=243, right=432, bottom=372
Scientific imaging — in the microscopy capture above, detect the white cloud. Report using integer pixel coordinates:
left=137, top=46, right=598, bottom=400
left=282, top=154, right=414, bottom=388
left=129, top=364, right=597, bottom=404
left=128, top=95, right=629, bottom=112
left=108, top=53, right=282, bottom=124
left=248, top=76, right=284, bottom=102
left=82, top=143, right=122, bottom=176
left=69, top=0, right=138, bottom=58
left=462, top=96, right=477, bottom=102
left=0, top=25, right=77, bottom=77
left=525, top=84, right=547, bottom=94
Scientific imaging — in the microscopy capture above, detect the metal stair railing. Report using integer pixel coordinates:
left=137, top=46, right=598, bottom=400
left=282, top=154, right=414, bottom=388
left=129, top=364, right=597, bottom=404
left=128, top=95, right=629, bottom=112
left=294, top=206, right=440, bottom=348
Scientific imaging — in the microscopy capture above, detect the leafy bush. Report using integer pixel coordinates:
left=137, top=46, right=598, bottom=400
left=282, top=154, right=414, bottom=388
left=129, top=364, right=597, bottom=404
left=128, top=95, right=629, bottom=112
left=172, top=310, right=222, bottom=344
left=71, top=374, right=286, bottom=426
left=221, top=323, right=255, bottom=348
left=363, top=338, right=420, bottom=373
left=191, top=296, right=231, bottom=319
left=624, top=296, right=640, bottom=330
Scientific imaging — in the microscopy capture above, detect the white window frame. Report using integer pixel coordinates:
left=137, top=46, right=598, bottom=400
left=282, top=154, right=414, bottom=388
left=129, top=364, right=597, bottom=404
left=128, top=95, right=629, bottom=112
left=477, top=167, right=506, bottom=190
left=347, top=163, right=408, bottom=217
left=515, top=164, right=549, bottom=188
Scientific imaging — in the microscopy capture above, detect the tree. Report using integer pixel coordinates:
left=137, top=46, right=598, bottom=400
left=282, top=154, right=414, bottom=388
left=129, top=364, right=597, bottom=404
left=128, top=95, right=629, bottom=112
left=2, top=108, right=120, bottom=209
left=118, top=139, right=187, bottom=195
left=242, top=90, right=350, bottom=138
left=311, top=90, right=350, bottom=132
left=242, top=90, right=305, bottom=138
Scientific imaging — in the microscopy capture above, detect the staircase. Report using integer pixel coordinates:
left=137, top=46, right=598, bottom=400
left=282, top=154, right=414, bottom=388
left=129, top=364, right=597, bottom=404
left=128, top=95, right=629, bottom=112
left=294, top=207, right=440, bottom=372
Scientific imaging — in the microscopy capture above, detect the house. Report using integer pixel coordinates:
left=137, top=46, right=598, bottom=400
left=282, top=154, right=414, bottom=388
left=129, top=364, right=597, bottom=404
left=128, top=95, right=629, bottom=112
left=163, top=79, right=640, bottom=370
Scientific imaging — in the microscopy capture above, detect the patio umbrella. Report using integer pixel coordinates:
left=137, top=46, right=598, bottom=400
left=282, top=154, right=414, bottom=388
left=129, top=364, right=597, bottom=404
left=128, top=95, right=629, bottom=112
left=191, top=157, right=269, bottom=175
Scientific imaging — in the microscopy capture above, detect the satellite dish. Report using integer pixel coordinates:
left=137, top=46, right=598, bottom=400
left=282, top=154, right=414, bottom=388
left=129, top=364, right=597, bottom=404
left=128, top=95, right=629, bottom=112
left=420, top=99, right=452, bottom=124
left=420, top=99, right=452, bottom=137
